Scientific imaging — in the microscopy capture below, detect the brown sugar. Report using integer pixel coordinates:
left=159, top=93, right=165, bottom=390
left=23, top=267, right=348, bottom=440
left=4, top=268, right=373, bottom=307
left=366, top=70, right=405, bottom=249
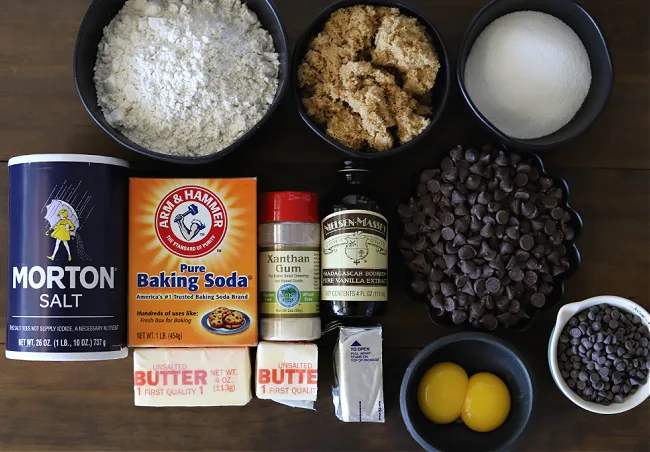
left=298, top=6, right=440, bottom=151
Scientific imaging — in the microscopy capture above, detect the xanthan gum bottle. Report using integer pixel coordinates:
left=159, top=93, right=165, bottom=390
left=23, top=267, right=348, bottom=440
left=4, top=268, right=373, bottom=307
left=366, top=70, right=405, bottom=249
left=258, top=192, right=321, bottom=341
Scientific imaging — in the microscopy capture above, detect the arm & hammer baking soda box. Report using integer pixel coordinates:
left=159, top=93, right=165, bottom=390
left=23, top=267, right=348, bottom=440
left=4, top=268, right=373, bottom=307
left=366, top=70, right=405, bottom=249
left=128, top=178, right=257, bottom=347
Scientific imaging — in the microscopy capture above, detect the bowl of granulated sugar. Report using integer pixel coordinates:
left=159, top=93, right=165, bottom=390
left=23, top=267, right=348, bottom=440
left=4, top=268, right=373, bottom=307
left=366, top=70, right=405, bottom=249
left=457, top=0, right=613, bottom=152
left=74, top=0, right=288, bottom=164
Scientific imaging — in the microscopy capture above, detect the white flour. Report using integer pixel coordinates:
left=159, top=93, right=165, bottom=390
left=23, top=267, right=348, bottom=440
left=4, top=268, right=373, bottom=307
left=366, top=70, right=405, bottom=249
left=464, top=11, right=591, bottom=140
left=94, top=0, right=279, bottom=157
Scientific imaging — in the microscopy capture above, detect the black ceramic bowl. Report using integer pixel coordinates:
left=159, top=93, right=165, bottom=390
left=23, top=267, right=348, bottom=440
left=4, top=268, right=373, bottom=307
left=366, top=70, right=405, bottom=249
left=398, top=145, right=583, bottom=332
left=457, top=0, right=613, bottom=152
left=292, top=0, right=450, bottom=160
left=74, top=0, right=288, bottom=164
left=400, top=333, right=534, bottom=452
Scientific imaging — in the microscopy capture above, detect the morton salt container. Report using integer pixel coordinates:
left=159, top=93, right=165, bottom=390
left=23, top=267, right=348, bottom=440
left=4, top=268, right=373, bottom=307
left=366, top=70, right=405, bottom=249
left=6, top=154, right=129, bottom=361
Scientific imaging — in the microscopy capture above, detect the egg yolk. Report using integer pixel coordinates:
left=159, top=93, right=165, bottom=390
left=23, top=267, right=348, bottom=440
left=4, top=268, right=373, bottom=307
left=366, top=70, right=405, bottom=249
left=461, top=372, right=511, bottom=433
left=417, top=362, right=469, bottom=424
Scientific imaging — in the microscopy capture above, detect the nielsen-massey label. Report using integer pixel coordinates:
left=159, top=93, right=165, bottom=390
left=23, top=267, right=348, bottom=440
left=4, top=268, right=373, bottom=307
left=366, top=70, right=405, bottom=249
left=321, top=210, right=388, bottom=302
left=259, top=248, right=320, bottom=318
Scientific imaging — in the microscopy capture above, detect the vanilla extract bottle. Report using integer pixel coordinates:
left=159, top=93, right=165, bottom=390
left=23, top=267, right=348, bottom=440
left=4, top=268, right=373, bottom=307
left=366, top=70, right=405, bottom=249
left=321, top=161, right=388, bottom=317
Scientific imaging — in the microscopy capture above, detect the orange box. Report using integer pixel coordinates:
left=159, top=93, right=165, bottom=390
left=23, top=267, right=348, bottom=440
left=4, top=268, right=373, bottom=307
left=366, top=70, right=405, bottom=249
left=128, top=178, right=257, bottom=347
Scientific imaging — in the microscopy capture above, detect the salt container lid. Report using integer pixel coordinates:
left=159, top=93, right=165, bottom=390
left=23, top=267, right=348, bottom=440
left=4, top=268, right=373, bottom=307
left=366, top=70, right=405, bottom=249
left=8, top=154, right=129, bottom=168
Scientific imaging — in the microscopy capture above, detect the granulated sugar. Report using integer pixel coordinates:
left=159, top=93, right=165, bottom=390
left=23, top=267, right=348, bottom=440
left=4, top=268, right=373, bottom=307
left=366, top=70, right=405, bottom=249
left=464, top=11, right=591, bottom=140
left=94, top=0, right=279, bottom=157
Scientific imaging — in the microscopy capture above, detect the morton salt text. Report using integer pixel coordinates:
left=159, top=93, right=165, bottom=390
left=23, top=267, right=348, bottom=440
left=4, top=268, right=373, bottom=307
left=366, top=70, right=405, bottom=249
left=136, top=263, right=249, bottom=292
left=12, top=265, right=116, bottom=308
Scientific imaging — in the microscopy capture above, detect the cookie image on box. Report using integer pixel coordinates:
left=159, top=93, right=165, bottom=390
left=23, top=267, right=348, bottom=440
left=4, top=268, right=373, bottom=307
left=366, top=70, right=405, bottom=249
left=224, top=311, right=245, bottom=329
left=208, top=307, right=232, bottom=328
left=201, top=309, right=251, bottom=335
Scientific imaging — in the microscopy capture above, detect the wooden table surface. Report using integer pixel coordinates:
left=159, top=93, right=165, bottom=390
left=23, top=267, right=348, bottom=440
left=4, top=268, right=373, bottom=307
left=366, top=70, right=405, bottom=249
left=1, top=0, right=648, bottom=450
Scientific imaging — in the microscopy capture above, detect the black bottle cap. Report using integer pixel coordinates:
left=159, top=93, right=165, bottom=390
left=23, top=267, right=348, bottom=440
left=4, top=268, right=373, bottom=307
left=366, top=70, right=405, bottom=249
left=339, top=160, right=369, bottom=172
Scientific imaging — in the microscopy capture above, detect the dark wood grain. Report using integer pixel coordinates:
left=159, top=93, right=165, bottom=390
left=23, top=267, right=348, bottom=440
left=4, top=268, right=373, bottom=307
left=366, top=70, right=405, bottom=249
left=0, top=0, right=649, bottom=451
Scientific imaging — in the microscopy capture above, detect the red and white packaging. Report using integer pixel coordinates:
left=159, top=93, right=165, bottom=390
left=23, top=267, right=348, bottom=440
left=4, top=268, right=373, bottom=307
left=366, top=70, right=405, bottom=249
left=133, top=348, right=252, bottom=407
left=255, top=341, right=318, bottom=409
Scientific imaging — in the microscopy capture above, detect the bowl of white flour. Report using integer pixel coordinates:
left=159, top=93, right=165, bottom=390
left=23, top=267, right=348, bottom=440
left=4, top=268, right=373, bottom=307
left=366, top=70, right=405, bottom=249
left=74, top=0, right=288, bottom=163
left=457, top=0, right=613, bottom=152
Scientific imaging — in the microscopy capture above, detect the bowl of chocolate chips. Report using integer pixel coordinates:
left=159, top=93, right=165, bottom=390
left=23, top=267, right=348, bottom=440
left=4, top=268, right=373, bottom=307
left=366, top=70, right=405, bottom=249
left=549, top=296, right=650, bottom=414
left=397, top=144, right=583, bottom=331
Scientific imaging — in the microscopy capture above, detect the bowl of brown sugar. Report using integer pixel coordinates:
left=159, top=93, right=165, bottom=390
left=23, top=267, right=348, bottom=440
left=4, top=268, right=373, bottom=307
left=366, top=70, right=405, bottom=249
left=293, top=0, right=450, bottom=159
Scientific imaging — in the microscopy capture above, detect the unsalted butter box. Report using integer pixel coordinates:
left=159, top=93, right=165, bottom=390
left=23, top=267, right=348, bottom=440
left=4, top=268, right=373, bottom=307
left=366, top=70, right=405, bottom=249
left=256, top=341, right=318, bottom=402
left=134, top=348, right=252, bottom=407
left=128, top=178, right=257, bottom=347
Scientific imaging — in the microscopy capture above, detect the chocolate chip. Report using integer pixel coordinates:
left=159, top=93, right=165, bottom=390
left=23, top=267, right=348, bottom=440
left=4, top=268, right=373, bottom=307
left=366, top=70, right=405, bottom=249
left=458, top=245, right=477, bottom=260
left=524, top=271, right=538, bottom=286
left=441, top=227, right=456, bottom=241
left=486, top=277, right=501, bottom=294
left=519, top=234, right=535, bottom=251
left=411, top=280, right=427, bottom=294
left=542, top=195, right=558, bottom=209
left=480, top=313, right=498, bottom=330
left=530, top=293, right=546, bottom=307
left=427, top=179, right=441, bottom=193
left=452, top=310, right=468, bottom=324
left=444, top=297, right=456, bottom=312
left=521, top=202, right=538, bottom=219
left=477, top=191, right=491, bottom=205
left=440, top=212, right=455, bottom=227
left=508, top=268, right=524, bottom=282
left=514, top=172, right=528, bottom=187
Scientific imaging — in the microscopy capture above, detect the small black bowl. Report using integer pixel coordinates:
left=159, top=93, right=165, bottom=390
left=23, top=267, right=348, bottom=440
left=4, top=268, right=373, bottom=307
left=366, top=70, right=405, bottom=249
left=457, top=0, right=613, bottom=152
left=74, top=0, right=289, bottom=164
left=400, top=332, right=534, bottom=452
left=292, top=0, right=450, bottom=160
left=397, top=145, right=583, bottom=332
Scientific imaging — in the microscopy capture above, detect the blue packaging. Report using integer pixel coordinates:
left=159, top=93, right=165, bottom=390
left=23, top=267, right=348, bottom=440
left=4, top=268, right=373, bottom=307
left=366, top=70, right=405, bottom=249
left=6, top=155, right=129, bottom=361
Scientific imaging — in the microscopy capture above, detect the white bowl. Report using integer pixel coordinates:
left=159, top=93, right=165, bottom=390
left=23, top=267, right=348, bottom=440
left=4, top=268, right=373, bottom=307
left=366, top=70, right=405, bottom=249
left=548, top=295, right=650, bottom=414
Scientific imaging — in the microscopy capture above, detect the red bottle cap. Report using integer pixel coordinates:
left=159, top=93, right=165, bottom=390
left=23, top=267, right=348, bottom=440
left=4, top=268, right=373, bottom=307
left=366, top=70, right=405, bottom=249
left=260, top=192, right=319, bottom=223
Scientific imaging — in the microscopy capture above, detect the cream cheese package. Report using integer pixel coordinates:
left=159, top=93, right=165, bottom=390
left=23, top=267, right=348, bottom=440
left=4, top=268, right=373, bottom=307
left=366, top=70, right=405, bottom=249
left=133, top=348, right=252, bottom=407
left=255, top=341, right=318, bottom=409
left=333, top=325, right=384, bottom=422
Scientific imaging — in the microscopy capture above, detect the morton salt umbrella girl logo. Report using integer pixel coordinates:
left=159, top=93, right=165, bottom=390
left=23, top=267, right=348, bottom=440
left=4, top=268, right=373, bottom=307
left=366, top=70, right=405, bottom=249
left=43, top=190, right=93, bottom=262
left=45, top=206, right=76, bottom=261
